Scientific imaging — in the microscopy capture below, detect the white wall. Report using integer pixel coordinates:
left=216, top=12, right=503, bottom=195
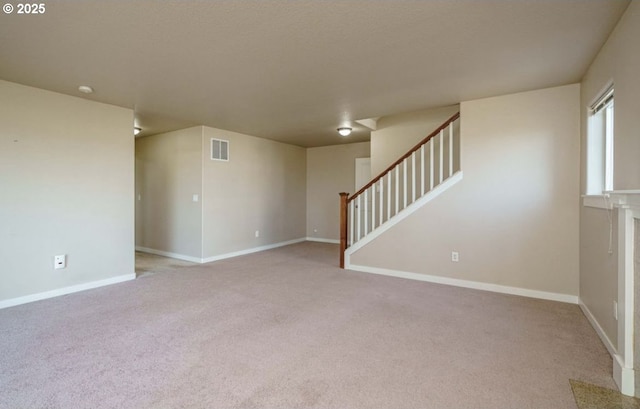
left=0, top=80, right=134, bottom=303
left=202, top=127, right=307, bottom=258
left=135, top=127, right=203, bottom=259
left=351, top=84, right=581, bottom=299
left=578, top=1, right=640, bottom=393
left=371, top=105, right=459, bottom=175
left=306, top=142, right=370, bottom=241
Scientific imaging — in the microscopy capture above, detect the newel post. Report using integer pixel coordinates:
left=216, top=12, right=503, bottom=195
left=339, top=192, right=349, bottom=268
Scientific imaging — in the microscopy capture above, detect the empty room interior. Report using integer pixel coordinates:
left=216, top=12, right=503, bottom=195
left=1, top=1, right=640, bottom=408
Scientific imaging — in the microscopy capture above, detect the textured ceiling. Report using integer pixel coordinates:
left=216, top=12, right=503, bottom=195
left=0, top=0, right=629, bottom=147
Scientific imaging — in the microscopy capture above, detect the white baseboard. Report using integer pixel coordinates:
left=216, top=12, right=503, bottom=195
left=135, top=246, right=202, bottom=263
left=0, top=273, right=136, bottom=310
left=578, top=299, right=616, bottom=357
left=202, top=238, right=306, bottom=263
left=347, top=264, right=578, bottom=304
left=306, top=237, right=340, bottom=244
left=613, top=354, right=636, bottom=396
left=138, top=238, right=308, bottom=264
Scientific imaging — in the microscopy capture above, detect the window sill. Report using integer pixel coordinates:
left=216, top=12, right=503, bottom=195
left=582, top=195, right=611, bottom=209
left=583, top=191, right=640, bottom=209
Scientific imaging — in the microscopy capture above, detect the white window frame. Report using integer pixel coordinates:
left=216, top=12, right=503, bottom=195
left=210, top=138, right=229, bottom=162
left=584, top=86, right=614, bottom=208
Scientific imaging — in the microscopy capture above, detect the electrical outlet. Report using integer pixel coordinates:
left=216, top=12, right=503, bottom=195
left=451, top=251, right=459, bottom=262
left=192, top=194, right=199, bottom=202
left=255, top=230, right=260, bottom=238
left=54, top=254, right=66, bottom=269
left=613, top=300, right=618, bottom=320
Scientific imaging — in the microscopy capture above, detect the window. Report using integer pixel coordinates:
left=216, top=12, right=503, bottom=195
left=211, top=138, right=229, bottom=161
left=586, top=87, right=614, bottom=195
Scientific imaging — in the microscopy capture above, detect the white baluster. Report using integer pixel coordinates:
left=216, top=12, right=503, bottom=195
left=403, top=159, right=407, bottom=209
left=364, top=190, right=368, bottom=235
left=449, top=123, right=453, bottom=177
left=430, top=139, right=434, bottom=190
left=387, top=172, right=391, bottom=221
left=356, top=195, right=361, bottom=242
left=379, top=180, right=383, bottom=226
left=371, top=186, right=376, bottom=231
left=349, top=201, right=354, bottom=246
left=394, top=165, right=399, bottom=216
left=439, top=129, right=444, bottom=184
left=411, top=151, right=416, bottom=203
left=420, top=145, right=425, bottom=196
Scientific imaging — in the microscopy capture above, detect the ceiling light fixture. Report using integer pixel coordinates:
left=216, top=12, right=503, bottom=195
left=337, top=127, right=352, bottom=137
left=134, top=127, right=142, bottom=136
left=78, top=85, right=94, bottom=94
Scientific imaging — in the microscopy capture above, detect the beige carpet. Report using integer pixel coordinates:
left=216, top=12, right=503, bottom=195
left=135, top=251, right=197, bottom=277
left=0, top=242, right=616, bottom=408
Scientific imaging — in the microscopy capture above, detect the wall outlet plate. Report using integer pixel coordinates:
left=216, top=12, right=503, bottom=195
left=451, top=251, right=459, bottom=262
left=54, top=254, right=66, bottom=269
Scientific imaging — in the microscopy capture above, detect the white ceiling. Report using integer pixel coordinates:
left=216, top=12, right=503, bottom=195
left=0, top=0, right=629, bottom=147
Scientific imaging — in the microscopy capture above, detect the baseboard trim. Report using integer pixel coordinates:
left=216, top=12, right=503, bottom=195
left=347, top=264, right=578, bottom=304
left=613, top=354, right=636, bottom=396
left=135, top=246, right=202, bottom=263
left=202, top=238, right=306, bottom=263
left=578, top=299, right=616, bottom=357
left=305, top=237, right=340, bottom=244
left=0, top=273, right=136, bottom=310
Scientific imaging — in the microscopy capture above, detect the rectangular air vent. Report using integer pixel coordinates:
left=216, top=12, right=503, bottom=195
left=211, top=138, right=229, bottom=161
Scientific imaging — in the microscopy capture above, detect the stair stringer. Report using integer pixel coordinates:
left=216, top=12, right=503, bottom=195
left=344, top=170, right=463, bottom=268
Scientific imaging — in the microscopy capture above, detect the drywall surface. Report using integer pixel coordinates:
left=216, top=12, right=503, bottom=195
left=0, top=80, right=134, bottom=301
left=135, top=127, right=203, bottom=258
left=351, top=84, right=580, bottom=297
left=581, top=1, right=639, bottom=191
left=578, top=2, right=640, bottom=390
left=579, top=206, right=618, bottom=347
left=202, top=127, right=306, bottom=258
left=306, top=142, right=370, bottom=241
left=371, top=105, right=459, bottom=175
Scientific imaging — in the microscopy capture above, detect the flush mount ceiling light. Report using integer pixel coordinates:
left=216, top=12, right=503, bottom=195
left=134, top=127, right=142, bottom=136
left=337, top=127, right=352, bottom=137
left=78, top=85, right=94, bottom=94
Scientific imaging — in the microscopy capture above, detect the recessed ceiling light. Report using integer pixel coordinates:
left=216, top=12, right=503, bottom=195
left=337, top=127, right=352, bottom=137
left=134, top=127, right=142, bottom=136
left=78, top=85, right=94, bottom=94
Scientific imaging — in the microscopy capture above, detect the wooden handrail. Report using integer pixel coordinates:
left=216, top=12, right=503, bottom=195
left=348, top=112, right=460, bottom=203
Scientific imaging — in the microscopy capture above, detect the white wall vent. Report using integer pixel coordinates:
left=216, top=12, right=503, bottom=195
left=211, top=138, right=229, bottom=161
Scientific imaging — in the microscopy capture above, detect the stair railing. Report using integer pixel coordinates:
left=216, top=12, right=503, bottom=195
left=339, top=112, right=460, bottom=268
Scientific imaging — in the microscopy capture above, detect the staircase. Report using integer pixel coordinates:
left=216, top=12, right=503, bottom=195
left=339, top=113, right=462, bottom=268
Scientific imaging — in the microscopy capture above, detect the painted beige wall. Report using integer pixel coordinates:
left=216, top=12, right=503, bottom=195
left=0, top=80, right=134, bottom=301
left=202, top=127, right=306, bottom=258
left=371, top=105, right=459, bottom=175
left=581, top=2, right=639, bottom=191
left=351, top=84, right=580, bottom=297
left=579, top=206, right=618, bottom=346
left=306, top=142, right=371, bottom=241
left=578, top=2, right=640, bottom=389
left=135, top=127, right=203, bottom=258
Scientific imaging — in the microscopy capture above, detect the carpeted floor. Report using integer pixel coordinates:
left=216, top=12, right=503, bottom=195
left=0, top=242, right=616, bottom=408
left=135, top=251, right=197, bottom=277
